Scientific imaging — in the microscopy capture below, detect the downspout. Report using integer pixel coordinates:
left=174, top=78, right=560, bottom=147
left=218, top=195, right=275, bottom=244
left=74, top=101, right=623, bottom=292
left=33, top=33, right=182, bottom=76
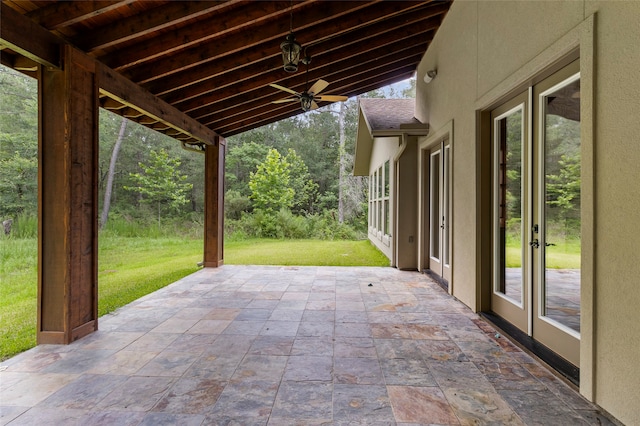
left=391, top=134, right=409, bottom=268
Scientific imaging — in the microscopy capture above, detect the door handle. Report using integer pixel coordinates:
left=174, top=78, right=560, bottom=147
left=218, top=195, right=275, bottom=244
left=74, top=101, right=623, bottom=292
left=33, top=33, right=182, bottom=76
left=545, top=242, right=556, bottom=247
left=529, top=239, right=540, bottom=248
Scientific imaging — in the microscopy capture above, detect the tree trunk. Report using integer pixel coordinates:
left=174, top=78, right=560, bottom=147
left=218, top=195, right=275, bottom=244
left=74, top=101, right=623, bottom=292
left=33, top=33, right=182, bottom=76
left=338, top=101, right=346, bottom=223
left=99, top=117, right=127, bottom=229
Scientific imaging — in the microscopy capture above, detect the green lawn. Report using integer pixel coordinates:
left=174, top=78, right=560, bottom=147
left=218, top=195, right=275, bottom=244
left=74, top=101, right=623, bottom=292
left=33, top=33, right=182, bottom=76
left=0, top=237, right=387, bottom=360
left=505, top=238, right=581, bottom=269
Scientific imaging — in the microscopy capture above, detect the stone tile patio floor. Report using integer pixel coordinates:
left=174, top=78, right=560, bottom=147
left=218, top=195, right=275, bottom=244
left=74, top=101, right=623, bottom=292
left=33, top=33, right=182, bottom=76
left=1, top=265, right=616, bottom=425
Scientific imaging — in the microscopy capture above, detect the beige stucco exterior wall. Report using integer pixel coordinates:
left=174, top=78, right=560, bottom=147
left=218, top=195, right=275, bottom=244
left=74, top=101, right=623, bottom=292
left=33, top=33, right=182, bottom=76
left=415, top=1, right=640, bottom=424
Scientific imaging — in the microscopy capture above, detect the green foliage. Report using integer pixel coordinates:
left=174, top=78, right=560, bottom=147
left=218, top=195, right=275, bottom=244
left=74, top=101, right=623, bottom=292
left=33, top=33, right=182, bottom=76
left=225, top=141, right=270, bottom=196
left=125, top=148, right=193, bottom=224
left=225, top=209, right=364, bottom=241
left=285, top=148, right=318, bottom=214
left=249, top=148, right=294, bottom=213
left=0, top=67, right=38, bottom=219
left=225, top=189, right=252, bottom=220
left=546, top=153, right=581, bottom=216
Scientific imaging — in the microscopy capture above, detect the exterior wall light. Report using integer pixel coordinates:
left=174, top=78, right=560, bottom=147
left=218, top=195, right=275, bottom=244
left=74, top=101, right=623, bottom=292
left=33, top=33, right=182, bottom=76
left=423, top=69, right=437, bottom=83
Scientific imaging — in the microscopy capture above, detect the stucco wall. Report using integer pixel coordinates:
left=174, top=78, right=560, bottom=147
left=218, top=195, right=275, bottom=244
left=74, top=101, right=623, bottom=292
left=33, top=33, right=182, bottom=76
left=416, top=1, right=640, bottom=423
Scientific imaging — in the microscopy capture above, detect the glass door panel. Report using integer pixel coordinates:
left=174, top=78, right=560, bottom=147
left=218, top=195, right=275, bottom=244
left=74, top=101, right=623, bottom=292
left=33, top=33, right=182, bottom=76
left=543, top=77, right=581, bottom=333
left=491, top=92, right=529, bottom=333
left=430, top=150, right=441, bottom=262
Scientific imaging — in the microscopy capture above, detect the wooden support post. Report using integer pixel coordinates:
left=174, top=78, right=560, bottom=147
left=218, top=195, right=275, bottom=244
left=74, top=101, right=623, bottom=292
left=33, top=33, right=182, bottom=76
left=38, top=45, right=99, bottom=344
left=203, top=137, right=225, bottom=267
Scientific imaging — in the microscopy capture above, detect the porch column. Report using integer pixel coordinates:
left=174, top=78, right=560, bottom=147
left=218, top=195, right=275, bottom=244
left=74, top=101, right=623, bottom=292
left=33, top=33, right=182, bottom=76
left=38, top=45, right=99, bottom=344
left=203, top=137, right=225, bottom=267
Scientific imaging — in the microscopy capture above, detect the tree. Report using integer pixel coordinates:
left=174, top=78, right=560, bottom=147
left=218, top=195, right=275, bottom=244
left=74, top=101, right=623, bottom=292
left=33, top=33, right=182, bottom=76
left=249, top=148, right=294, bottom=213
left=124, top=148, right=193, bottom=225
left=285, top=148, right=318, bottom=214
left=100, top=116, right=127, bottom=229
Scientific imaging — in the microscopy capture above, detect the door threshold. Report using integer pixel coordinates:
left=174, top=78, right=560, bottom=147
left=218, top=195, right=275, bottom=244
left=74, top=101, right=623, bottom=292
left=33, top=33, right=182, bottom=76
left=423, top=269, right=448, bottom=291
left=480, top=312, right=579, bottom=386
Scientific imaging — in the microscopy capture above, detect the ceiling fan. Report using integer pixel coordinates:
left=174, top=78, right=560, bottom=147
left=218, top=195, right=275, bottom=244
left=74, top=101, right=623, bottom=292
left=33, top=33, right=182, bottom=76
left=269, top=58, right=348, bottom=112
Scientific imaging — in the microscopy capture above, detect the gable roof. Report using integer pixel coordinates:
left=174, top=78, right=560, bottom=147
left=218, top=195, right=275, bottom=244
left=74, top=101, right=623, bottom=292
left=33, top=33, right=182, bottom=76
left=359, top=98, right=427, bottom=133
left=353, top=98, right=429, bottom=176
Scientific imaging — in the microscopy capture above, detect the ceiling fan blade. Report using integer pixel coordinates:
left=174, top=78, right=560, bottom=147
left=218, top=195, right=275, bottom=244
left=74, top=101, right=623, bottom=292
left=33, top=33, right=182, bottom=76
left=310, top=100, right=319, bottom=110
left=316, top=95, right=348, bottom=102
left=269, top=83, right=299, bottom=96
left=308, top=79, right=329, bottom=96
left=272, top=98, right=299, bottom=104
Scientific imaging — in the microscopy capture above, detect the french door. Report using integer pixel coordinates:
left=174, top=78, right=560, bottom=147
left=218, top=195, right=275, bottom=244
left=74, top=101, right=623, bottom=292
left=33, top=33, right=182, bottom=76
left=492, top=60, right=581, bottom=366
left=428, top=138, right=451, bottom=286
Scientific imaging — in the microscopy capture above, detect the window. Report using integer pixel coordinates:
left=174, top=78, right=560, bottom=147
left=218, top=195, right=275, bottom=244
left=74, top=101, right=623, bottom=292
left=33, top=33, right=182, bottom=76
left=369, top=160, right=391, bottom=238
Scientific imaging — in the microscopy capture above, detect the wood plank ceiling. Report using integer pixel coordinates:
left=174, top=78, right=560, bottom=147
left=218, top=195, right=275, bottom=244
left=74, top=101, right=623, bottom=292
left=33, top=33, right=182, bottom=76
left=1, top=0, right=451, bottom=140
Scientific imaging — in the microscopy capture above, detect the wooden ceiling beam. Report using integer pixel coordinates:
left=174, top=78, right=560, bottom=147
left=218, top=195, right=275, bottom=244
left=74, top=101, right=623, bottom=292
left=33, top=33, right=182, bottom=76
left=0, top=2, right=63, bottom=69
left=25, top=1, right=136, bottom=30
left=99, top=65, right=220, bottom=144
left=77, top=1, right=235, bottom=52
left=101, top=0, right=310, bottom=71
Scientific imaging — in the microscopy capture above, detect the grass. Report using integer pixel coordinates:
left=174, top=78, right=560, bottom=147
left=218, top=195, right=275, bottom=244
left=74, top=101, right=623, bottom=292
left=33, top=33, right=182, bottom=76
left=226, top=239, right=389, bottom=266
left=505, top=238, right=581, bottom=269
left=0, top=236, right=387, bottom=360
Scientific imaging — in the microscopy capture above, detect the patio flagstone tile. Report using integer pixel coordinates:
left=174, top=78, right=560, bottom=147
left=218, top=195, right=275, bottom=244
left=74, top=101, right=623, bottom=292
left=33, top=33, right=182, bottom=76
left=2, top=407, right=88, bottom=425
left=333, top=384, right=395, bottom=423
left=40, top=349, right=115, bottom=374
left=335, top=310, right=369, bottom=323
left=387, top=385, right=459, bottom=424
left=283, top=355, right=333, bottom=382
left=1, top=373, right=79, bottom=406
left=271, top=381, right=333, bottom=420
left=260, top=320, right=300, bottom=337
left=232, top=355, right=288, bottom=382
left=441, top=387, right=524, bottom=425
left=78, top=410, right=146, bottom=426
left=138, top=412, right=205, bottom=426
left=334, top=357, right=385, bottom=385
left=204, top=334, right=255, bottom=355
left=247, top=336, right=294, bottom=356
left=379, top=358, right=437, bottom=386
left=183, top=353, right=243, bottom=381
left=165, top=333, right=218, bottom=354
left=334, top=337, right=377, bottom=358
left=151, top=377, right=226, bottom=414
left=291, top=336, right=334, bottom=357
left=85, top=350, right=157, bottom=375
left=124, top=332, right=179, bottom=352
left=37, top=374, right=128, bottom=410
left=94, top=376, right=175, bottom=411
left=149, top=318, right=200, bottom=334
left=134, top=351, right=198, bottom=377
left=185, top=319, right=231, bottom=334
left=205, top=379, right=279, bottom=420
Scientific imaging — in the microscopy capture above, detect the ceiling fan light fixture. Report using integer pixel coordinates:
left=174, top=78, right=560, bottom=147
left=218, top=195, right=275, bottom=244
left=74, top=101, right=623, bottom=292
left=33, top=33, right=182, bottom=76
left=281, top=32, right=302, bottom=73
left=300, top=93, right=313, bottom=111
